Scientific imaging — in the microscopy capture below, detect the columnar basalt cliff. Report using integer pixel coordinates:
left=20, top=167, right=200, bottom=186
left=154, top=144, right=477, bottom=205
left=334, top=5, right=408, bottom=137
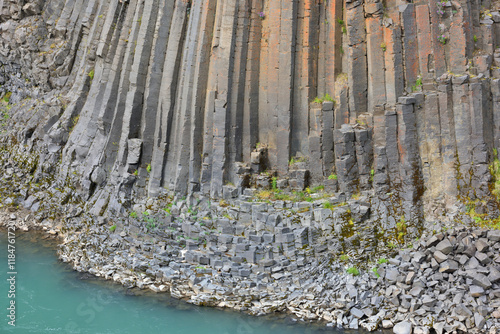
left=3, top=1, right=500, bottom=332
left=1, top=0, right=499, bottom=217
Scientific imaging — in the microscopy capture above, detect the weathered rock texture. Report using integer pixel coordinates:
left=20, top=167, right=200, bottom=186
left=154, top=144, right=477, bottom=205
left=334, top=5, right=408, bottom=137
left=4, top=1, right=500, bottom=332
left=1, top=0, right=500, bottom=223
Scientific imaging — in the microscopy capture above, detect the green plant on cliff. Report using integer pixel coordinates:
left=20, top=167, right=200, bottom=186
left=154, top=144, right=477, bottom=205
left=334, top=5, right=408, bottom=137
left=396, top=216, right=407, bottom=240
left=458, top=152, right=500, bottom=229
left=0, top=104, right=9, bottom=133
left=411, top=76, right=423, bottom=92
left=2, top=92, right=12, bottom=103
left=380, top=42, right=386, bottom=52
left=328, top=174, right=337, bottom=180
left=146, top=163, right=151, bottom=173
left=163, top=202, right=173, bottom=214
left=337, top=18, right=347, bottom=34
left=415, top=76, right=422, bottom=87
left=490, top=148, right=500, bottom=200
left=109, top=225, right=117, bottom=232
left=146, top=221, right=157, bottom=231
left=455, top=180, right=487, bottom=224
left=323, top=93, right=335, bottom=102
left=88, top=69, right=94, bottom=81
left=271, top=176, right=277, bottom=190
left=437, top=34, right=447, bottom=45
left=313, top=96, right=322, bottom=104
left=309, top=185, right=324, bottom=193
left=312, top=93, right=335, bottom=104
left=289, top=156, right=307, bottom=165
left=255, top=187, right=333, bottom=203
left=346, top=267, right=360, bottom=276
left=356, top=118, right=367, bottom=126
left=336, top=18, right=347, bottom=34
left=463, top=199, right=499, bottom=229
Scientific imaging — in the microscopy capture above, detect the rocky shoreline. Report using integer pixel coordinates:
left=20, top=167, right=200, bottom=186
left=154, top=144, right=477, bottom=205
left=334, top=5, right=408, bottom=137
left=2, top=195, right=500, bottom=334
left=2, top=1, right=500, bottom=333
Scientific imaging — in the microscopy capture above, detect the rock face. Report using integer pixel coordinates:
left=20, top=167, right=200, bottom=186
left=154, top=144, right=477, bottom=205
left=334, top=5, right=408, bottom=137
left=4, top=194, right=500, bottom=333
left=3, top=3, right=500, bottom=332
left=0, top=0, right=499, bottom=222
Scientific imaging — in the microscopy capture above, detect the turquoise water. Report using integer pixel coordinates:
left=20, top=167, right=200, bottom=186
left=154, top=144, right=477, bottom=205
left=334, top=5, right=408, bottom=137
left=0, top=231, right=355, bottom=334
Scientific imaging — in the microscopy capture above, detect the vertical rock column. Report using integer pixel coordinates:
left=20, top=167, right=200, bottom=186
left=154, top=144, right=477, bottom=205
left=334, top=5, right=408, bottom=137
left=242, top=0, right=263, bottom=162
left=264, top=0, right=281, bottom=168
left=100, top=0, right=144, bottom=176
left=276, top=0, right=297, bottom=174
left=319, top=0, right=343, bottom=95
left=355, top=127, right=373, bottom=190
left=334, top=124, right=358, bottom=195
left=385, top=106, right=400, bottom=191
left=187, top=0, right=218, bottom=193
left=452, top=75, right=473, bottom=197
left=399, top=4, right=418, bottom=92
left=449, top=2, right=471, bottom=74
left=334, top=76, right=349, bottom=129
left=292, top=0, right=318, bottom=156
left=140, top=0, right=176, bottom=186
left=208, top=0, right=239, bottom=197
left=428, top=0, right=446, bottom=77
left=365, top=2, right=386, bottom=113
left=322, top=101, right=335, bottom=176
left=397, top=96, right=423, bottom=228
left=470, top=79, right=493, bottom=197
left=58, top=0, right=118, bottom=184
left=416, top=93, right=443, bottom=205
left=148, top=0, right=188, bottom=196
left=491, top=79, right=500, bottom=153
left=346, top=0, right=367, bottom=120
left=170, top=0, right=216, bottom=194
left=257, top=1, right=270, bottom=148
left=437, top=77, right=458, bottom=208
left=372, top=105, right=389, bottom=194
left=309, top=104, right=324, bottom=182
left=384, top=26, right=404, bottom=106
left=258, top=0, right=297, bottom=174
left=415, top=4, right=433, bottom=80
left=227, top=0, right=251, bottom=182
left=112, top=0, right=161, bottom=184
left=481, top=19, right=495, bottom=56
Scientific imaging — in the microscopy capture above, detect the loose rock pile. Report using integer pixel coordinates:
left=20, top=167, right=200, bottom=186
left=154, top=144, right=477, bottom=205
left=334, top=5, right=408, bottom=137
left=2, top=195, right=500, bottom=334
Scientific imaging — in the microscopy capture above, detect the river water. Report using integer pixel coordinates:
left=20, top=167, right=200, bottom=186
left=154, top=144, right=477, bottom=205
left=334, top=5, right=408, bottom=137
left=0, top=231, right=361, bottom=334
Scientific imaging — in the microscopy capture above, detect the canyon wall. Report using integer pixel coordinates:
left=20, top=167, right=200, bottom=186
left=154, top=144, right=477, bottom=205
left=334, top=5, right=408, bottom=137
left=1, top=0, right=500, bottom=220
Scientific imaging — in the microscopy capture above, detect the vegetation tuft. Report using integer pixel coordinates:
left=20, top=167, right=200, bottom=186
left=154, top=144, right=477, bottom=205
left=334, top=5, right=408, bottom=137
left=346, top=267, right=360, bottom=276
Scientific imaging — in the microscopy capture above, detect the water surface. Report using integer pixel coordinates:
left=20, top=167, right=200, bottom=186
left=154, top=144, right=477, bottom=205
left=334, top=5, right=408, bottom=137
left=0, top=230, right=361, bottom=333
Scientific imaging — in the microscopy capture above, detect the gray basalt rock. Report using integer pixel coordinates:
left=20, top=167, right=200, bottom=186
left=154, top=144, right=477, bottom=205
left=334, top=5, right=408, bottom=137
left=436, top=239, right=454, bottom=255
left=393, top=321, right=412, bottom=334
left=1, top=1, right=500, bottom=332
